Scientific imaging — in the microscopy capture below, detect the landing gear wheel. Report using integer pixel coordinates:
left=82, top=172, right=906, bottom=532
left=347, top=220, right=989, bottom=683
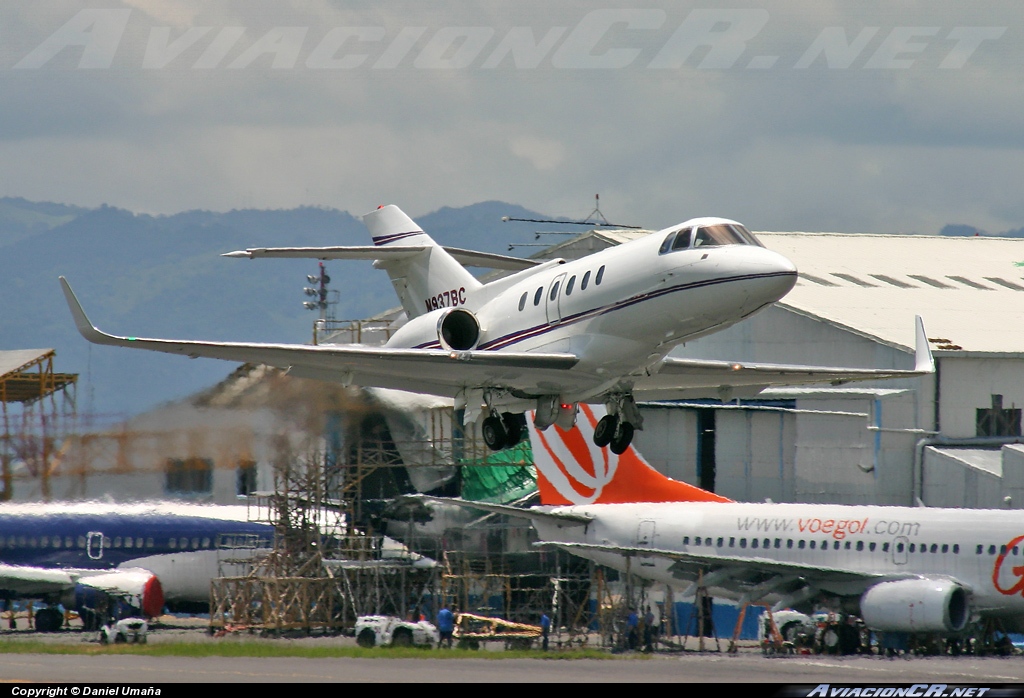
left=610, top=422, right=635, bottom=455
left=392, top=629, right=413, bottom=648
left=593, top=415, right=619, bottom=448
left=502, top=413, right=526, bottom=448
left=482, top=416, right=508, bottom=451
left=35, top=607, right=63, bottom=633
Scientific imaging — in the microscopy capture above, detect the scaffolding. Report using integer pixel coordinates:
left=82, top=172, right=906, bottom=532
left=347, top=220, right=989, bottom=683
left=0, top=349, right=77, bottom=501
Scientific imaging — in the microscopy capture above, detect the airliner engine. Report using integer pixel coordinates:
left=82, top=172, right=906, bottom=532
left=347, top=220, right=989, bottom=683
left=859, top=578, right=969, bottom=633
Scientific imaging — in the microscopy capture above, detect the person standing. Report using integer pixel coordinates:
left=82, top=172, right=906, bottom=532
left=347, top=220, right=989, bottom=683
left=540, top=611, right=551, bottom=651
left=437, top=606, right=454, bottom=649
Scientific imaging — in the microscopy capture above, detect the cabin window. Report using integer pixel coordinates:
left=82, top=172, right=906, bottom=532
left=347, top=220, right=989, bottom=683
left=40, top=537, right=48, bottom=548
left=202, top=537, right=210, bottom=548
left=869, top=542, right=876, bottom=552
left=136, top=538, right=143, bottom=548
left=728, top=537, right=735, bottom=547
left=798, top=540, right=805, bottom=550
left=977, top=544, right=984, bottom=555
left=146, top=538, right=154, bottom=548
left=533, top=287, right=543, bottom=306
left=102, top=537, right=111, bottom=548
left=844, top=541, right=851, bottom=550
left=113, top=537, right=122, bottom=548
left=739, top=538, right=747, bottom=548
left=169, top=539, right=177, bottom=549
left=809, top=541, right=816, bottom=550
left=683, top=536, right=689, bottom=545
left=764, top=538, right=771, bottom=549
left=694, top=537, right=702, bottom=546
left=179, top=537, right=188, bottom=549
left=581, top=271, right=591, bottom=290
left=774, top=539, right=781, bottom=549
left=518, top=292, right=527, bottom=311
left=566, top=276, right=576, bottom=295
left=705, top=538, right=712, bottom=546
left=909, top=543, right=915, bottom=553
left=931, top=544, right=938, bottom=553
left=751, top=539, right=758, bottom=549
left=549, top=281, right=560, bottom=301
left=191, top=538, right=199, bottom=549
left=716, top=537, right=723, bottom=547
left=29, top=538, right=37, bottom=548
left=77, top=536, right=85, bottom=548
left=125, top=538, right=133, bottom=549
left=833, top=541, right=840, bottom=550
left=596, top=266, right=605, bottom=285
left=882, top=542, right=890, bottom=553
left=941, top=544, right=948, bottom=553
left=897, top=543, right=905, bottom=553
left=786, top=539, right=793, bottom=549
left=953, top=544, right=960, bottom=554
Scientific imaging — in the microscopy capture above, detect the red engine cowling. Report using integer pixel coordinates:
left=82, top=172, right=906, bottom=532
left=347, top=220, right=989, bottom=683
left=860, top=578, right=968, bottom=633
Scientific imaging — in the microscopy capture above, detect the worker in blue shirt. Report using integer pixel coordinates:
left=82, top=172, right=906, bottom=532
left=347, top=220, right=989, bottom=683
left=437, top=606, right=455, bottom=649
left=540, top=612, right=551, bottom=651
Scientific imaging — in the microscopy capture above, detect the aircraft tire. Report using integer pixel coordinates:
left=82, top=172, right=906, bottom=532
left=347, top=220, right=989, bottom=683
left=502, top=413, right=526, bottom=448
left=482, top=416, right=507, bottom=451
left=593, top=415, right=618, bottom=447
left=610, top=422, right=634, bottom=455
left=34, top=607, right=63, bottom=633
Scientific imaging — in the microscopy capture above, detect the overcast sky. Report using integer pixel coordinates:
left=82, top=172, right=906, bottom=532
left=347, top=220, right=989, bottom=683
left=1, top=1, right=1022, bottom=234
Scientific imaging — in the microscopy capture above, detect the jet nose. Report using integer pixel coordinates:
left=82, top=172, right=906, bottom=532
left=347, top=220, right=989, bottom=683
left=748, top=248, right=798, bottom=305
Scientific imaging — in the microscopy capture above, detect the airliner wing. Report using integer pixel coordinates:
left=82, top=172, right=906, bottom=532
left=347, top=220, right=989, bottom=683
left=418, top=496, right=593, bottom=525
left=633, top=315, right=933, bottom=399
left=542, top=542, right=881, bottom=584
left=60, top=278, right=577, bottom=397
left=0, top=564, right=78, bottom=596
left=223, top=245, right=540, bottom=270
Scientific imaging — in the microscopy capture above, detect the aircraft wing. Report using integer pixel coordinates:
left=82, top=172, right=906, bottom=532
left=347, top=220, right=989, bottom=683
left=223, top=245, right=540, bottom=270
left=60, top=278, right=578, bottom=397
left=0, top=564, right=78, bottom=596
left=632, top=315, right=933, bottom=399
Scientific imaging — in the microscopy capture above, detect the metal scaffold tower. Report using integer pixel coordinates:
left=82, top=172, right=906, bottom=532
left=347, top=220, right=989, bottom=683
left=0, top=349, right=77, bottom=501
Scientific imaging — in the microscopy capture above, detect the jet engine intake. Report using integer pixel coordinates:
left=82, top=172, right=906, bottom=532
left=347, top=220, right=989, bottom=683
left=859, top=578, right=968, bottom=633
left=437, top=308, right=480, bottom=351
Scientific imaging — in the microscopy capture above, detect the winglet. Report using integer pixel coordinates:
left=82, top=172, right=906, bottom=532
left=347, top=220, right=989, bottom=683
left=221, top=250, right=252, bottom=258
left=59, top=277, right=119, bottom=346
left=914, top=315, right=934, bottom=374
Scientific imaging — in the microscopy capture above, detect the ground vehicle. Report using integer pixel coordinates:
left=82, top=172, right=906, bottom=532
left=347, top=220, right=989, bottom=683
left=354, top=615, right=438, bottom=648
left=99, top=617, right=147, bottom=644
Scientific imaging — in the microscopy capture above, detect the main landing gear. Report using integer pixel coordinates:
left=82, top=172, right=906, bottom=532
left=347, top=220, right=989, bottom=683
left=482, top=412, right=527, bottom=451
left=593, top=394, right=642, bottom=455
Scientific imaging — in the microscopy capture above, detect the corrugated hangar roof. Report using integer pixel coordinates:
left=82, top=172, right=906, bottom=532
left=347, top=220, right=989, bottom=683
left=755, top=233, right=1024, bottom=355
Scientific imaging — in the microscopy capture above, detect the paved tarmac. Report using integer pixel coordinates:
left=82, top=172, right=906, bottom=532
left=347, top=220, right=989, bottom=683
left=2, top=624, right=1024, bottom=684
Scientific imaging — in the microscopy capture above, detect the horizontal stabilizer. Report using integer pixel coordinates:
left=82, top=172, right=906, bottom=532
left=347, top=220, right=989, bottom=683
left=223, top=245, right=539, bottom=270
left=418, top=496, right=593, bottom=526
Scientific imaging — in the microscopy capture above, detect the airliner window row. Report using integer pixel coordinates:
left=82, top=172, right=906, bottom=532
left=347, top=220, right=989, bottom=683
left=518, top=265, right=606, bottom=312
left=0, top=536, right=215, bottom=550
left=682, top=536, right=964, bottom=555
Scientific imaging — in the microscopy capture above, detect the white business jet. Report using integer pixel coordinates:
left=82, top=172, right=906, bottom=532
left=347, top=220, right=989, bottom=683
left=445, top=406, right=1024, bottom=636
left=60, top=204, right=931, bottom=454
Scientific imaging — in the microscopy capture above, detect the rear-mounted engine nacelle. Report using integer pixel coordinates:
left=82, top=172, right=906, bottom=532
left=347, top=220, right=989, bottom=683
left=859, top=578, right=968, bottom=633
left=437, top=308, right=480, bottom=351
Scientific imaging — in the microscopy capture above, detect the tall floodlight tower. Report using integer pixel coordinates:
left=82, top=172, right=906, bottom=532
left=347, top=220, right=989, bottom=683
left=303, top=262, right=331, bottom=321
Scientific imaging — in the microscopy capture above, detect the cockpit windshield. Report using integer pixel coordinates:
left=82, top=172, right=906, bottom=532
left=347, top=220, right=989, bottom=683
left=659, top=223, right=763, bottom=254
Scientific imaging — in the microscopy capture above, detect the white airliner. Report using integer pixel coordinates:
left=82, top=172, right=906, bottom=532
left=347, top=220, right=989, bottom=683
left=60, top=204, right=932, bottom=454
left=447, top=406, right=1024, bottom=636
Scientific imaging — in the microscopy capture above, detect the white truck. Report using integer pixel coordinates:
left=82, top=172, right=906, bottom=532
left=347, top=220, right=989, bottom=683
left=355, top=615, right=439, bottom=648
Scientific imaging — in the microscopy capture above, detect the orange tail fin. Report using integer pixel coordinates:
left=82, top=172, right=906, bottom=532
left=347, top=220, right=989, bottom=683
left=528, top=404, right=731, bottom=505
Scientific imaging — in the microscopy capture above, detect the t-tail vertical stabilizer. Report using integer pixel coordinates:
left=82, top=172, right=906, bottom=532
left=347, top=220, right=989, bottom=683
left=528, top=404, right=731, bottom=505
left=362, top=205, right=482, bottom=319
